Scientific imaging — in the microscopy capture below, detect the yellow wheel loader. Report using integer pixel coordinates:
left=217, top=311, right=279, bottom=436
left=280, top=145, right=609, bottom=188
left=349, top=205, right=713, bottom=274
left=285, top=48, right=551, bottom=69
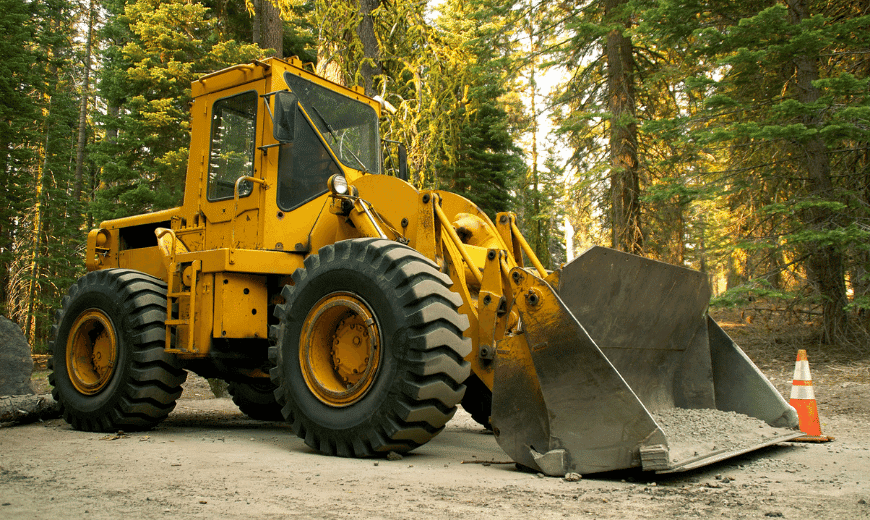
left=49, top=57, right=800, bottom=475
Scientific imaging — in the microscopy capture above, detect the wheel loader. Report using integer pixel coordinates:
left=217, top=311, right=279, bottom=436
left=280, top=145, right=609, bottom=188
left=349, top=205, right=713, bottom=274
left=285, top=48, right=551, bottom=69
left=50, top=57, right=800, bottom=476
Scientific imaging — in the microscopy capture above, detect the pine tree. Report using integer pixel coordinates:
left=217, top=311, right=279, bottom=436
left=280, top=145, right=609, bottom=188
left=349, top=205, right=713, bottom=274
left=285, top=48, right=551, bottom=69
left=0, top=0, right=42, bottom=318
left=510, top=0, right=568, bottom=268
left=7, top=0, right=85, bottom=345
left=90, top=0, right=263, bottom=222
left=642, top=0, right=870, bottom=341
left=689, top=3, right=867, bottom=341
left=433, top=0, right=524, bottom=220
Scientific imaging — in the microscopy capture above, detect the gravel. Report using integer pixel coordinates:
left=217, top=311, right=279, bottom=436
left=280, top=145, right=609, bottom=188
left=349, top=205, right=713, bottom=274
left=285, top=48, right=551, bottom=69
left=652, top=408, right=796, bottom=466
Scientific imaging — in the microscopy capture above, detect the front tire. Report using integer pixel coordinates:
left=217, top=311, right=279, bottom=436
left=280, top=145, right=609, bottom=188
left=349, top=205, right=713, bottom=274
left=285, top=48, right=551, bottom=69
left=49, top=269, right=187, bottom=432
left=269, top=239, right=471, bottom=456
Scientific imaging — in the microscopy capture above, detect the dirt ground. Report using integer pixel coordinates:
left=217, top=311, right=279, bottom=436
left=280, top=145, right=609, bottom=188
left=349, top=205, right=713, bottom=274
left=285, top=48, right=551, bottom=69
left=2, top=310, right=869, bottom=519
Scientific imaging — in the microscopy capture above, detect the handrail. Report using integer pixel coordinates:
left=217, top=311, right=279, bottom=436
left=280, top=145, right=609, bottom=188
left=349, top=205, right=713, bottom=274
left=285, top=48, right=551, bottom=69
left=155, top=227, right=189, bottom=267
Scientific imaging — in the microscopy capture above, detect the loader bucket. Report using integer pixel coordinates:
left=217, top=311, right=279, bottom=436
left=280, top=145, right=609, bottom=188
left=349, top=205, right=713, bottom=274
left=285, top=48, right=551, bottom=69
left=490, top=246, right=800, bottom=476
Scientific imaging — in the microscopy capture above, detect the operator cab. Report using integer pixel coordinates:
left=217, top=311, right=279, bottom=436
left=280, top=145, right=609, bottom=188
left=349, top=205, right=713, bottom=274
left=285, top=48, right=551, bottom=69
left=189, top=58, right=409, bottom=256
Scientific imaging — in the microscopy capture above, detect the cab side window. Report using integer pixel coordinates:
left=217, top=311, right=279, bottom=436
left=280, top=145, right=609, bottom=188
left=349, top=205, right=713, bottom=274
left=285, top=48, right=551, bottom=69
left=207, top=91, right=258, bottom=201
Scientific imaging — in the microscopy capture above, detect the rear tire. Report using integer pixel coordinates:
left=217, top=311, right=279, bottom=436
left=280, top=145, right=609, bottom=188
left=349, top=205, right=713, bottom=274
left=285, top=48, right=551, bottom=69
left=228, top=381, right=284, bottom=421
left=269, top=238, right=471, bottom=456
left=49, top=269, right=187, bottom=432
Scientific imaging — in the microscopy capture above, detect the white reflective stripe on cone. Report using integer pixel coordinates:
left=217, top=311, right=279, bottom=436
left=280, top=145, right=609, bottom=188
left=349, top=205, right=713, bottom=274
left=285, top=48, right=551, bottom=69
left=792, top=360, right=812, bottom=381
left=790, top=384, right=815, bottom=400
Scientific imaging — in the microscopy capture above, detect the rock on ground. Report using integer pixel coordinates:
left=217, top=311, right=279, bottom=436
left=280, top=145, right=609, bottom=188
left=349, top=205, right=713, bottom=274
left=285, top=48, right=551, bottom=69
left=0, top=316, right=34, bottom=396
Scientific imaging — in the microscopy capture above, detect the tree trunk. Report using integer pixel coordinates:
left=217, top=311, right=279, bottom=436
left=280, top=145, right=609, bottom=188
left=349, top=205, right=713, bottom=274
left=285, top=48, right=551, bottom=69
left=316, top=43, right=346, bottom=85
left=255, top=0, right=283, bottom=58
left=356, top=0, right=382, bottom=96
left=252, top=1, right=260, bottom=45
left=604, top=0, right=642, bottom=255
left=24, top=56, right=57, bottom=342
left=529, top=60, right=543, bottom=267
left=73, top=0, right=95, bottom=204
left=0, top=136, right=10, bottom=312
left=787, top=0, right=848, bottom=342
left=25, top=123, right=50, bottom=342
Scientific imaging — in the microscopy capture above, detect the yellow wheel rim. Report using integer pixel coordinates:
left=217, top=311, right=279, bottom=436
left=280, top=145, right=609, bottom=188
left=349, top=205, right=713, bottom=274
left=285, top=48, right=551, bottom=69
left=66, top=310, right=118, bottom=395
left=300, top=292, right=381, bottom=407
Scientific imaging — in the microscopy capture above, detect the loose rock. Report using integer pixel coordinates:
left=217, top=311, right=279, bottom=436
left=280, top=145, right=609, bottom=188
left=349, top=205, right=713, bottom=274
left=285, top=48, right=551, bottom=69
left=386, top=451, right=403, bottom=461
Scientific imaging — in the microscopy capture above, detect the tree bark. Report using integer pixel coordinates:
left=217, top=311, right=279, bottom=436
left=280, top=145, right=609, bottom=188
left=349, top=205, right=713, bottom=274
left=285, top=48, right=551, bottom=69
left=0, top=394, right=60, bottom=424
left=0, top=136, right=10, bottom=312
left=604, top=0, right=643, bottom=255
left=356, top=0, right=382, bottom=96
left=787, top=0, right=848, bottom=342
left=526, top=7, right=547, bottom=268
left=252, top=1, right=260, bottom=45
left=255, top=0, right=283, bottom=58
left=73, top=0, right=95, bottom=204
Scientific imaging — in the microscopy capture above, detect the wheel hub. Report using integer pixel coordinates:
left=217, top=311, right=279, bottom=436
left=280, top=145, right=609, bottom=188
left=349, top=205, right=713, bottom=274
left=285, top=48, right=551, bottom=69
left=66, top=310, right=118, bottom=395
left=300, top=292, right=381, bottom=407
left=332, top=315, right=371, bottom=385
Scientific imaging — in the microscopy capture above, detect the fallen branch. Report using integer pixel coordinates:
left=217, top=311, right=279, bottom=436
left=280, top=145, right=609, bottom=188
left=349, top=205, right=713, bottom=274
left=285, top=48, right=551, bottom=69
left=0, top=394, right=60, bottom=424
left=745, top=307, right=823, bottom=316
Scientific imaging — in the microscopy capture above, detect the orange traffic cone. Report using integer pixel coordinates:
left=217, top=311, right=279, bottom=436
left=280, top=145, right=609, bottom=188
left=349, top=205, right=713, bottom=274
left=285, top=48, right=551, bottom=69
left=788, top=349, right=833, bottom=442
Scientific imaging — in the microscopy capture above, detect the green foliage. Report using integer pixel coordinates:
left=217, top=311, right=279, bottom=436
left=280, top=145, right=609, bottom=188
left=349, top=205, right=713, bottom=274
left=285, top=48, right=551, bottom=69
left=0, top=0, right=92, bottom=344
left=432, top=0, right=524, bottom=219
left=437, top=96, right=523, bottom=218
left=710, top=280, right=797, bottom=309
left=0, top=0, right=42, bottom=319
left=652, top=0, right=869, bottom=340
left=91, top=0, right=264, bottom=221
left=294, top=0, right=525, bottom=219
left=4, top=0, right=868, bottom=347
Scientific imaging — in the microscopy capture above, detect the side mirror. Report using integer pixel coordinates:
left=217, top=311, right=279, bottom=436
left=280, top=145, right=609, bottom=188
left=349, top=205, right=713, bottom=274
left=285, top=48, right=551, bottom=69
left=272, top=91, right=297, bottom=142
left=383, top=139, right=410, bottom=181
left=397, top=144, right=408, bottom=181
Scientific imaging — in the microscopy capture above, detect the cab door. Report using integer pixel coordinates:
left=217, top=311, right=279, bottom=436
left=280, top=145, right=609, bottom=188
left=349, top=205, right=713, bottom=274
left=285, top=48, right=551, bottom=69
left=200, top=80, right=267, bottom=251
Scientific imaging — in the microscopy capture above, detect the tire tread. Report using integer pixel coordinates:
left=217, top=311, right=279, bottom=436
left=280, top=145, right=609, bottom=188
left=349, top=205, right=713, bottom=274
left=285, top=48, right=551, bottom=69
left=49, top=269, right=186, bottom=432
left=271, top=239, right=471, bottom=457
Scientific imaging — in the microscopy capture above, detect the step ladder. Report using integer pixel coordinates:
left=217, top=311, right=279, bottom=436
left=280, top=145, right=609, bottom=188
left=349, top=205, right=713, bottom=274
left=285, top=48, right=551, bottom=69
left=164, top=259, right=201, bottom=354
left=156, top=228, right=199, bottom=354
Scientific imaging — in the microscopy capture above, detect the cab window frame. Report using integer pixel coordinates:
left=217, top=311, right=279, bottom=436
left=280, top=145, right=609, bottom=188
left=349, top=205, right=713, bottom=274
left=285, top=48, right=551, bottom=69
left=206, top=90, right=259, bottom=202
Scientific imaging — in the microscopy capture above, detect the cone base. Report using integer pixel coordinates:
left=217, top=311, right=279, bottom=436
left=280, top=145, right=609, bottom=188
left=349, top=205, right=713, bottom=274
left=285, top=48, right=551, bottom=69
left=788, top=434, right=834, bottom=443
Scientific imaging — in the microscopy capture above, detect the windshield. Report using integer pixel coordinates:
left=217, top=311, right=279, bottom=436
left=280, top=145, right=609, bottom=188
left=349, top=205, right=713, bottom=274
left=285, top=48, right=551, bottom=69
left=284, top=72, right=381, bottom=174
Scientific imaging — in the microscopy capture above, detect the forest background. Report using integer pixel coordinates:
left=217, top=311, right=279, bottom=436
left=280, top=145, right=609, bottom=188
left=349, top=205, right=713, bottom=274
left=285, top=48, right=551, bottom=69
left=1, top=0, right=868, bottom=352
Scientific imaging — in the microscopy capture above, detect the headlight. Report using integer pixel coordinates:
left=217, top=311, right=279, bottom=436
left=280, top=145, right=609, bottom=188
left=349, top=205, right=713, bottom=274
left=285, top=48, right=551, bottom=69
left=328, top=174, right=349, bottom=195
